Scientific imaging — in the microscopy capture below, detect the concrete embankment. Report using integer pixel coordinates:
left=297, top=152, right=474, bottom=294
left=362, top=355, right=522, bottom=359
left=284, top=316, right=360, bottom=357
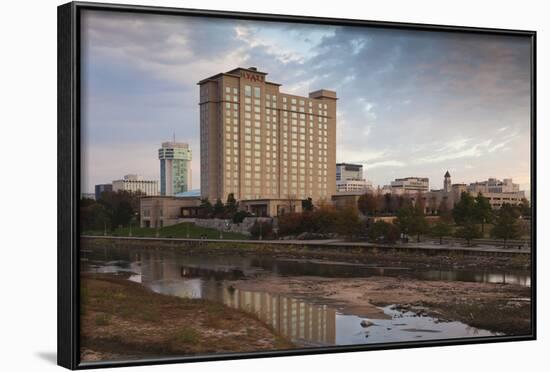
left=81, top=235, right=530, bottom=257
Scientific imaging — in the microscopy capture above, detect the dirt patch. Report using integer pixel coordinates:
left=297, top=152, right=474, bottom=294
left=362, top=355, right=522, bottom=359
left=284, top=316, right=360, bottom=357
left=230, top=275, right=531, bottom=335
left=80, top=273, right=294, bottom=363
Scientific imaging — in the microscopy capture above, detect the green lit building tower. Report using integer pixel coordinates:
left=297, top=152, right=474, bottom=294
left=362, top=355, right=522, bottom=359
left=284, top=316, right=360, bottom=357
left=158, top=141, right=192, bottom=196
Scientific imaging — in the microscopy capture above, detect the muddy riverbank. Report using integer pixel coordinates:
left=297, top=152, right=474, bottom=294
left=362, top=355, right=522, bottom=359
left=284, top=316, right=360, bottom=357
left=80, top=238, right=532, bottom=349
left=229, top=275, right=531, bottom=335
left=80, top=274, right=293, bottom=362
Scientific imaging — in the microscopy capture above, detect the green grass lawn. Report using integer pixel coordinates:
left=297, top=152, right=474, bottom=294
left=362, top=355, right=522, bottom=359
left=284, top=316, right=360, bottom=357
left=83, top=222, right=249, bottom=240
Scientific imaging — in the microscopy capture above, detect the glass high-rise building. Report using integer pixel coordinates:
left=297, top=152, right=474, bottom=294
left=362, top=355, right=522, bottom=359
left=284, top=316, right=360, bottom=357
left=158, top=142, right=192, bottom=196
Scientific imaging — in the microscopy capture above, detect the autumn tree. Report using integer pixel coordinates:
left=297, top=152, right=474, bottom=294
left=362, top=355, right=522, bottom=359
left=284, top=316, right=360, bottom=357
left=368, top=220, right=400, bottom=244
left=491, top=203, right=522, bottom=248
left=430, top=221, right=453, bottom=244
left=454, top=223, right=481, bottom=247
left=396, top=206, right=429, bottom=242
left=199, top=198, right=214, bottom=218
left=97, top=190, right=142, bottom=230
left=452, top=192, right=477, bottom=226
left=357, top=193, right=380, bottom=216
left=518, top=198, right=531, bottom=218
left=225, top=193, right=238, bottom=216
left=213, top=198, right=225, bottom=218
left=302, top=197, right=314, bottom=212
left=473, top=192, right=493, bottom=235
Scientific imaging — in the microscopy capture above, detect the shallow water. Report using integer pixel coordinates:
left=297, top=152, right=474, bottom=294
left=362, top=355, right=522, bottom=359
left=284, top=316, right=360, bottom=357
left=81, top=245, right=522, bottom=345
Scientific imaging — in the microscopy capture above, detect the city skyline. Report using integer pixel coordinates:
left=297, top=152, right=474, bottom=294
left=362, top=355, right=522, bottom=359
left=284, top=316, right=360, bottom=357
left=80, top=10, right=531, bottom=195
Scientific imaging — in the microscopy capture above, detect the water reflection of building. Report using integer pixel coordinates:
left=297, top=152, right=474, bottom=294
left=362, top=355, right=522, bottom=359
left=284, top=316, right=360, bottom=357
left=136, top=252, right=336, bottom=345
left=221, top=289, right=336, bottom=346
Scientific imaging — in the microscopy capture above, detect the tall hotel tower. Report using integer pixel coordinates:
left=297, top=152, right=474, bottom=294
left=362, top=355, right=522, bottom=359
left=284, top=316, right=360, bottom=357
left=198, top=67, right=337, bottom=208
left=158, top=141, right=192, bottom=196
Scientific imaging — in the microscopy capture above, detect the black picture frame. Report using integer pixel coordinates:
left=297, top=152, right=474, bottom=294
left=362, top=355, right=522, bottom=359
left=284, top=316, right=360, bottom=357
left=58, top=1, right=537, bottom=370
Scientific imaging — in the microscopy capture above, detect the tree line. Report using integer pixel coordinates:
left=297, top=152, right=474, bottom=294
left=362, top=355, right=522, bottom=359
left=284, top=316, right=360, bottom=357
left=80, top=190, right=142, bottom=232
left=359, top=191, right=530, bottom=246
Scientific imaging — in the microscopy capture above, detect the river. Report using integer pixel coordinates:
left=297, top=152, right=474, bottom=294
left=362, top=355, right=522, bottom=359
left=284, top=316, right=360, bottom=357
left=81, top=245, right=530, bottom=347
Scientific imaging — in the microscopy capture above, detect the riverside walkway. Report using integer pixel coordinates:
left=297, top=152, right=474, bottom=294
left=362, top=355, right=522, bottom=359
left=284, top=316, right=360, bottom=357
left=81, top=235, right=531, bottom=256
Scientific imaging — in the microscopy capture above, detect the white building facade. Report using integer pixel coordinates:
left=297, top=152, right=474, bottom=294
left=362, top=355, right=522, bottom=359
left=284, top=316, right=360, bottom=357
left=112, top=174, right=159, bottom=196
left=335, top=163, right=373, bottom=193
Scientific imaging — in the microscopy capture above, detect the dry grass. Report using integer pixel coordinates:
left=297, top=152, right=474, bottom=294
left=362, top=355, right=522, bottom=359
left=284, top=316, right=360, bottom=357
left=80, top=274, right=294, bottom=362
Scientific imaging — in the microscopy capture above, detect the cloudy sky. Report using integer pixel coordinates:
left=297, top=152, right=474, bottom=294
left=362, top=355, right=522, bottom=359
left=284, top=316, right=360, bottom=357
left=81, top=10, right=532, bottom=194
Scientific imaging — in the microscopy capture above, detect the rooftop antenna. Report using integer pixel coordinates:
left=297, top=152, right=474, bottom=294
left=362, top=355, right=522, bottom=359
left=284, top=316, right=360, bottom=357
left=172, top=131, right=176, bottom=143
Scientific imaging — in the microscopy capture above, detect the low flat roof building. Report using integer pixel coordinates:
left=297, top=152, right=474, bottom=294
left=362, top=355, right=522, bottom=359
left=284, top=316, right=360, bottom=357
left=389, top=177, right=429, bottom=194
left=113, top=174, right=159, bottom=196
left=140, top=196, right=201, bottom=228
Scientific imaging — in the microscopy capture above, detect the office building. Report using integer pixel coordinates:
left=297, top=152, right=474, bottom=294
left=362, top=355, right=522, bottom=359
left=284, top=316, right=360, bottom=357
left=94, top=183, right=112, bottom=200
left=336, top=163, right=373, bottom=192
left=112, top=174, right=159, bottom=196
left=423, top=172, right=526, bottom=213
left=159, top=141, right=192, bottom=196
left=468, top=178, right=521, bottom=194
left=389, top=177, right=429, bottom=194
left=198, top=67, right=337, bottom=214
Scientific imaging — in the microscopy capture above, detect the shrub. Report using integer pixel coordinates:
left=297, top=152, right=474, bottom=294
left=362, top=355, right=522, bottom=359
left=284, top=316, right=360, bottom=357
left=249, top=220, right=273, bottom=239
left=368, top=220, right=400, bottom=244
left=232, top=210, right=251, bottom=224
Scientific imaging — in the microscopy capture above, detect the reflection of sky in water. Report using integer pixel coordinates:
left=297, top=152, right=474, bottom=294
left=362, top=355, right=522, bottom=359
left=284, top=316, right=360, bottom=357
left=335, top=307, right=497, bottom=345
left=81, top=246, right=527, bottom=346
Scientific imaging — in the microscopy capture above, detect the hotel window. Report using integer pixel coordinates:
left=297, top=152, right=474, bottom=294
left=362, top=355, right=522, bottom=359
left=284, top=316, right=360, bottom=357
left=233, top=87, right=238, bottom=95
left=254, top=87, right=261, bottom=98
left=225, top=87, right=231, bottom=93
left=245, top=85, right=252, bottom=97
left=225, top=102, right=230, bottom=109
left=245, top=104, right=251, bottom=112
left=233, top=103, right=238, bottom=110
left=282, top=96, right=287, bottom=103
left=245, top=97, right=251, bottom=104
left=226, top=94, right=231, bottom=101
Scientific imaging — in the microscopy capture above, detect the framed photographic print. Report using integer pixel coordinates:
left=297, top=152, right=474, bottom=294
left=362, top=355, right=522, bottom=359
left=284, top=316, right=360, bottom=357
left=58, top=1, right=536, bottom=369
